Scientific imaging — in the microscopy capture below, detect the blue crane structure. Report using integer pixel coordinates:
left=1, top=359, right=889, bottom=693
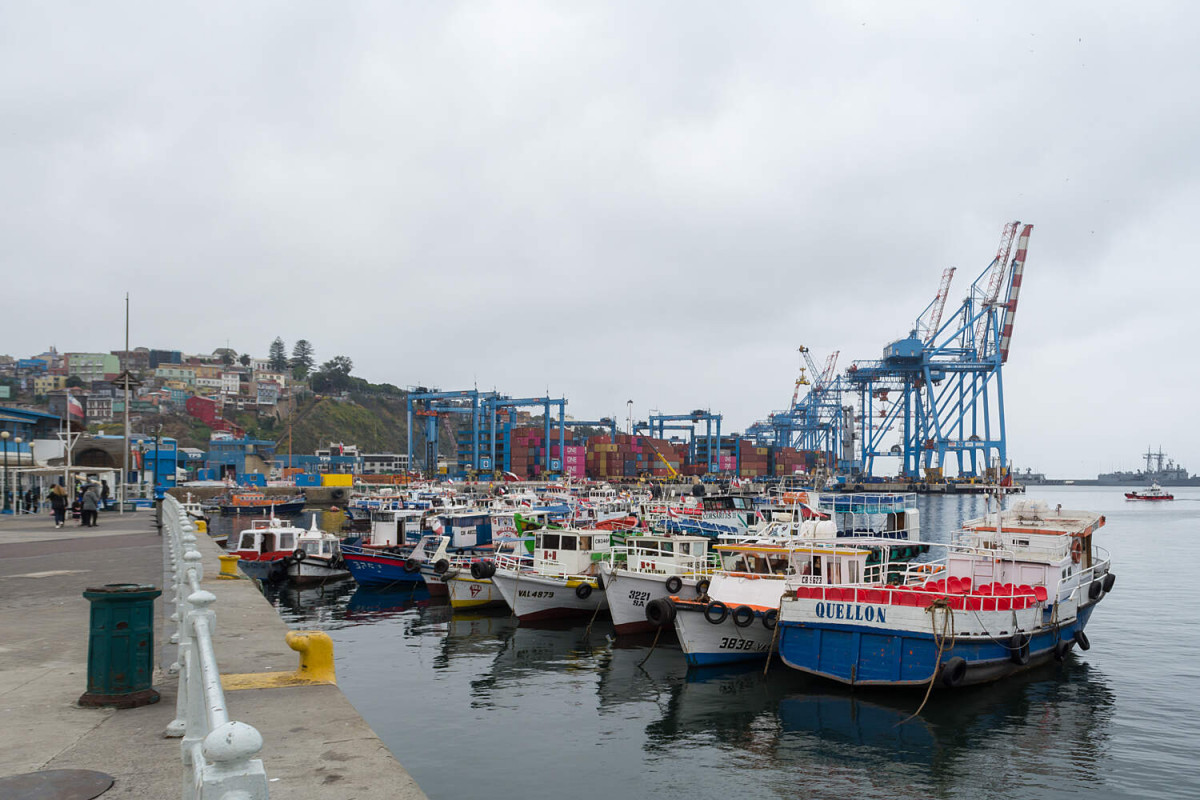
left=637, top=410, right=723, bottom=472
left=406, top=389, right=499, bottom=478
left=483, top=395, right=567, bottom=476
left=845, top=222, right=1033, bottom=480
left=746, top=348, right=853, bottom=472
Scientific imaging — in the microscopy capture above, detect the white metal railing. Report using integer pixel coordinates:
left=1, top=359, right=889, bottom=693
left=162, top=494, right=270, bottom=800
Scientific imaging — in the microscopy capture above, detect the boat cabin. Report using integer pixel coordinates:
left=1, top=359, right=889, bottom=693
left=533, top=529, right=613, bottom=577
left=436, top=511, right=494, bottom=549
left=621, top=534, right=710, bottom=575
left=369, top=508, right=426, bottom=546
left=700, top=495, right=757, bottom=527
left=714, top=542, right=871, bottom=586
left=233, top=518, right=299, bottom=558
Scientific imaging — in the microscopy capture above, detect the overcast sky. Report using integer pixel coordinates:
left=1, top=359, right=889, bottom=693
left=2, top=2, right=1196, bottom=478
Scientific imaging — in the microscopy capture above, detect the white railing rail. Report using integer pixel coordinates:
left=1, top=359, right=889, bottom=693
left=162, top=494, right=270, bottom=800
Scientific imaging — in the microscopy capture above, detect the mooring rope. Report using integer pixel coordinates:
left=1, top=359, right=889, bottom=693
left=897, top=596, right=955, bottom=726
left=762, top=595, right=786, bottom=676
left=637, top=625, right=662, bottom=667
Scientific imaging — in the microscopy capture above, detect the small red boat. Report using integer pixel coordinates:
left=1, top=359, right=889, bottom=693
left=1125, top=482, right=1174, bottom=501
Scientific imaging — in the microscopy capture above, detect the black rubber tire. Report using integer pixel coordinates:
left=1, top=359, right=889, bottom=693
left=695, top=579, right=711, bottom=597
left=1054, top=640, right=1072, bottom=661
left=292, top=549, right=307, bottom=562
left=1088, top=580, right=1103, bottom=601
left=481, top=562, right=497, bottom=579
left=434, top=559, right=450, bottom=575
left=575, top=582, right=593, bottom=600
left=1103, top=573, right=1116, bottom=593
left=762, top=608, right=778, bottom=630
left=941, top=656, right=967, bottom=688
left=404, top=558, right=419, bottom=572
left=732, top=605, right=755, bottom=628
left=471, top=562, right=486, bottom=580
left=645, top=598, right=676, bottom=627
left=704, top=601, right=729, bottom=625
left=665, top=576, right=683, bottom=594
left=1075, top=630, right=1090, bottom=651
left=1009, top=633, right=1031, bottom=666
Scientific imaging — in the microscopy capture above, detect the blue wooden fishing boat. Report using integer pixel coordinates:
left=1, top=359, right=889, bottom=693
left=774, top=500, right=1114, bottom=688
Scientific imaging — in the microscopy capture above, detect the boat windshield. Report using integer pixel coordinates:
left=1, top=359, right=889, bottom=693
left=278, top=533, right=296, bottom=551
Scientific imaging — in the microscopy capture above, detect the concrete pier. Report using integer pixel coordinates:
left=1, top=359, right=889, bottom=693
left=0, top=510, right=427, bottom=799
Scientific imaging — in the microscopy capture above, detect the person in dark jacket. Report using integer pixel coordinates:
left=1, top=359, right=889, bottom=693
left=81, top=484, right=101, bottom=528
left=49, top=483, right=69, bottom=528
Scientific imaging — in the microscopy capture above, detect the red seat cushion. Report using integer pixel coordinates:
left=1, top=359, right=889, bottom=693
left=1034, top=586, right=1048, bottom=603
left=977, top=585, right=993, bottom=596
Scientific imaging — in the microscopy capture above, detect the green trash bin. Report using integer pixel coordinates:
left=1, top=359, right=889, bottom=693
left=78, top=583, right=162, bottom=708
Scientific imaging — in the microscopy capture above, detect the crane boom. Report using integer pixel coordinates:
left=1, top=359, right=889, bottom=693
left=997, top=223, right=1033, bottom=363
left=975, top=221, right=1020, bottom=348
left=924, top=267, right=956, bottom=343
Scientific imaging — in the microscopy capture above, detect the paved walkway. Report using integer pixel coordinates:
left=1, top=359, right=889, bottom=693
left=0, top=509, right=428, bottom=799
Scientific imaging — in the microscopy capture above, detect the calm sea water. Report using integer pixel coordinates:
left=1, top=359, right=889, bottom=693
left=226, top=487, right=1200, bottom=800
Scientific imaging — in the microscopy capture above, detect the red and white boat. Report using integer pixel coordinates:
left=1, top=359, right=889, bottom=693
left=1125, top=482, right=1174, bottom=501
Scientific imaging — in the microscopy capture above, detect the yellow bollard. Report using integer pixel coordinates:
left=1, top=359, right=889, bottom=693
left=194, top=519, right=208, bottom=533
left=285, top=630, right=337, bottom=684
left=222, top=630, right=337, bottom=690
left=217, top=554, right=242, bottom=580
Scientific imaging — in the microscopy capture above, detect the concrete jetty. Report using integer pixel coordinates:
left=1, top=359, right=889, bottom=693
left=0, top=509, right=427, bottom=799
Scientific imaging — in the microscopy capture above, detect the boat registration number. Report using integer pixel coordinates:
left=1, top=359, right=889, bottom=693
left=719, top=637, right=765, bottom=652
left=628, top=590, right=651, bottom=607
left=518, top=590, right=554, bottom=598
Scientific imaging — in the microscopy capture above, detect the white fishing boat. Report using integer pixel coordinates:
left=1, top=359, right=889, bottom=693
left=286, top=517, right=351, bottom=585
left=597, top=534, right=714, bottom=635
left=489, top=528, right=615, bottom=622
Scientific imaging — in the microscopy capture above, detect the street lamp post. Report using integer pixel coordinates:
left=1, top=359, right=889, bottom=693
left=1, top=431, right=10, bottom=514
left=14, top=437, right=22, bottom=514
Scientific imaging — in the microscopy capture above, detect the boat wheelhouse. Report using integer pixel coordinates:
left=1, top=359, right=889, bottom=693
left=489, top=528, right=616, bottom=622
left=598, top=534, right=714, bottom=635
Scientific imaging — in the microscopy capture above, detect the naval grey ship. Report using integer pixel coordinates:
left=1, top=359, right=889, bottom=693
left=1097, top=448, right=1200, bottom=486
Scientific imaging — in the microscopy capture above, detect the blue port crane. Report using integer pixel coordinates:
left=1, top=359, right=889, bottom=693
left=406, top=389, right=500, bottom=477
left=845, top=222, right=1033, bottom=480
left=483, top=396, right=567, bottom=477
left=750, top=347, right=850, bottom=471
left=638, top=410, right=723, bottom=472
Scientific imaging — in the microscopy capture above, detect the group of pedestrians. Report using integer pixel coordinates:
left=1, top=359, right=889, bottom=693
left=47, top=479, right=107, bottom=529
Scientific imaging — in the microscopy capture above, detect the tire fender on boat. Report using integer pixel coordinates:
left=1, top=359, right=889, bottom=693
left=1103, top=572, right=1116, bottom=593
left=1009, top=633, right=1031, bottom=666
left=704, top=601, right=728, bottom=625
left=732, top=605, right=755, bottom=628
left=762, top=608, right=778, bottom=630
left=1074, top=630, right=1090, bottom=651
left=575, top=582, right=593, bottom=600
left=665, top=576, right=683, bottom=594
left=434, top=559, right=450, bottom=575
left=695, top=579, right=711, bottom=598
left=645, top=598, right=676, bottom=627
left=404, top=558, right=419, bottom=572
left=1088, top=580, right=1104, bottom=601
left=292, top=549, right=307, bottom=562
left=941, top=656, right=967, bottom=688
left=1054, top=640, right=1072, bottom=661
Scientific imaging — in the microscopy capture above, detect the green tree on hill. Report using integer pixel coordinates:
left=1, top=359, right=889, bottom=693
left=291, top=339, right=315, bottom=379
left=311, top=356, right=354, bottom=392
left=268, top=337, right=288, bottom=371
left=239, top=353, right=251, bottom=367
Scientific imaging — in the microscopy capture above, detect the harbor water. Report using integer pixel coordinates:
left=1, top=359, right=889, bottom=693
left=221, top=487, right=1200, bottom=800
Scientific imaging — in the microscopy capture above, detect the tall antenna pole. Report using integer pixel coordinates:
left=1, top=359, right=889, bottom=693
left=121, top=293, right=130, bottom=514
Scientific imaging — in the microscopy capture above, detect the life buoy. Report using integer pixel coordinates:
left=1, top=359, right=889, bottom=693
left=434, top=559, right=450, bottom=575
left=704, top=601, right=729, bottom=624
left=575, top=582, right=593, bottom=600
left=665, top=576, right=683, bottom=594
left=1009, top=633, right=1031, bottom=666
left=1070, top=538, right=1082, bottom=564
left=695, top=579, right=711, bottom=597
left=645, top=598, right=676, bottom=627
left=941, top=656, right=967, bottom=687
left=732, top=605, right=755, bottom=628
left=292, top=548, right=307, bottom=562
left=1102, top=573, right=1116, bottom=593
left=1074, top=630, right=1090, bottom=651
left=762, top=608, right=778, bottom=630
left=404, top=558, right=419, bottom=572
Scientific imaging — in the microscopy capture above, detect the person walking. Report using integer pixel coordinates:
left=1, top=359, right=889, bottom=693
left=100, top=479, right=110, bottom=509
left=81, top=484, right=101, bottom=528
left=49, top=483, right=69, bottom=528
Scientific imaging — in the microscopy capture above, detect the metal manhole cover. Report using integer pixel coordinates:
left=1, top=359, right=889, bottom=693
left=0, top=769, right=113, bottom=799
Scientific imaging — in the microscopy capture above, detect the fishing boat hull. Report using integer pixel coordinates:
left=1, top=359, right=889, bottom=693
left=671, top=600, right=777, bottom=667
left=419, top=563, right=450, bottom=596
left=1124, top=492, right=1173, bottom=501
left=221, top=500, right=306, bottom=516
left=286, top=556, right=352, bottom=585
left=490, top=569, right=607, bottom=622
left=236, top=554, right=290, bottom=582
left=599, top=567, right=701, bottom=636
left=776, top=593, right=1102, bottom=688
left=341, top=548, right=425, bottom=588
left=444, top=573, right=506, bottom=610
